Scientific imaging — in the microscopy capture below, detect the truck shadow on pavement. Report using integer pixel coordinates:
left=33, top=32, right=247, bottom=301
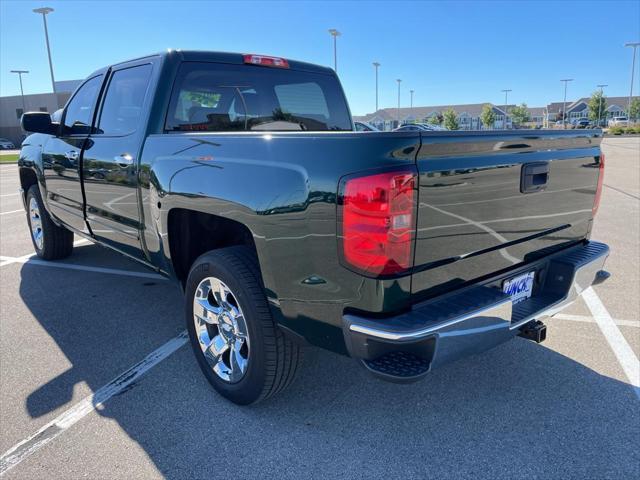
left=18, top=251, right=640, bottom=479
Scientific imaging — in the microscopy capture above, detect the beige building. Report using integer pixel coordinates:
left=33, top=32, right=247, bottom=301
left=0, top=80, right=80, bottom=146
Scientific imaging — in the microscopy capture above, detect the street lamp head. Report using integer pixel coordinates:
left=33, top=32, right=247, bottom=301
left=396, top=79, right=401, bottom=83
left=33, top=7, right=54, bottom=14
left=10, top=70, right=29, bottom=74
left=624, top=42, right=640, bottom=47
left=560, top=78, right=574, bottom=82
left=372, top=62, right=380, bottom=68
left=328, top=29, right=341, bottom=37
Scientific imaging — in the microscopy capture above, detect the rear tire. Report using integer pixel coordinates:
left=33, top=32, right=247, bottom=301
left=185, top=246, right=302, bottom=405
left=26, top=184, right=74, bottom=260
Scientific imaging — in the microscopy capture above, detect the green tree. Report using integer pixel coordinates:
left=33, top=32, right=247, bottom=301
left=480, top=104, right=496, bottom=129
left=629, top=97, right=640, bottom=121
left=187, top=91, right=220, bottom=107
left=588, top=90, right=607, bottom=125
left=509, top=103, right=530, bottom=127
left=443, top=108, right=459, bottom=130
left=428, top=113, right=443, bottom=125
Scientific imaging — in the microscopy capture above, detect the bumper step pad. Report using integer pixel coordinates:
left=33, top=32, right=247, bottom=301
left=362, top=351, right=431, bottom=381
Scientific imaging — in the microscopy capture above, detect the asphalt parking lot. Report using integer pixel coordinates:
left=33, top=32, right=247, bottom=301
left=0, top=137, right=638, bottom=479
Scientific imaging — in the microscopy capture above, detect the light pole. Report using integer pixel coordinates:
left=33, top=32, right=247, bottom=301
left=410, top=89, right=414, bottom=113
left=596, top=84, right=608, bottom=127
left=501, top=89, right=511, bottom=129
left=328, top=29, right=341, bottom=73
left=33, top=7, right=57, bottom=103
left=373, top=62, right=380, bottom=111
left=396, top=79, right=402, bottom=126
left=624, top=42, right=640, bottom=118
left=560, top=79, right=573, bottom=129
left=10, top=70, right=29, bottom=113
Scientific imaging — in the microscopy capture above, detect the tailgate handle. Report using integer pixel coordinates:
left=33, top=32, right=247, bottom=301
left=520, top=162, right=549, bottom=194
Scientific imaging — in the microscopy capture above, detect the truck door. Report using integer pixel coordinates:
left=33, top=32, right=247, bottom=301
left=82, top=61, right=153, bottom=259
left=41, top=74, right=104, bottom=232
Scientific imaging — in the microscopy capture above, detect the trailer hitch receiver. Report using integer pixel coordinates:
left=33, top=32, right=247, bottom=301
left=518, top=320, right=547, bottom=343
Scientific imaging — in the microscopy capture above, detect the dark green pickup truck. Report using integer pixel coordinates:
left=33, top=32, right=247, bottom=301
left=18, top=50, right=609, bottom=404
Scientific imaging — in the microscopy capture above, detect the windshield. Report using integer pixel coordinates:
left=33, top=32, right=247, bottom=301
left=166, top=62, right=352, bottom=132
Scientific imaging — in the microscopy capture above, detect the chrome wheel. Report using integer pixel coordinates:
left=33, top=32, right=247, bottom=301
left=193, top=277, right=250, bottom=383
left=29, top=197, right=44, bottom=250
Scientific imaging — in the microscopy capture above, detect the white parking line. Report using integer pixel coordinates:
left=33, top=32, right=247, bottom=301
left=0, top=209, right=23, bottom=216
left=582, top=287, right=640, bottom=400
left=0, top=240, right=90, bottom=268
left=0, top=253, right=166, bottom=280
left=554, top=313, right=640, bottom=328
left=0, top=330, right=188, bottom=476
left=0, top=193, right=19, bottom=197
left=104, top=192, right=136, bottom=211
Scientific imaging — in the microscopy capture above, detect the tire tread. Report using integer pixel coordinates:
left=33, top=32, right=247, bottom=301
left=27, top=185, right=74, bottom=260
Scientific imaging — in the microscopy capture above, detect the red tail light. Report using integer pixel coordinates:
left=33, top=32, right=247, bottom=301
left=339, top=168, right=418, bottom=276
left=243, top=54, right=289, bottom=68
left=592, top=153, right=605, bottom=216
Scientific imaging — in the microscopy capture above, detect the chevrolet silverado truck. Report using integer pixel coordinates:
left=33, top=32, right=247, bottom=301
left=17, top=51, right=609, bottom=405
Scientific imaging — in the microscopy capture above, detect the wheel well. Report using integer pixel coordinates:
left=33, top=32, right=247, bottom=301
left=168, top=209, right=258, bottom=285
left=19, top=168, right=38, bottom=196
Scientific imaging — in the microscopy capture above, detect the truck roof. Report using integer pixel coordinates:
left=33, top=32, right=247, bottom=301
left=96, top=49, right=335, bottom=76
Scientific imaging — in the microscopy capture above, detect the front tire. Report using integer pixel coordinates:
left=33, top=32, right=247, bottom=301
left=26, top=184, right=74, bottom=260
left=185, top=246, right=302, bottom=405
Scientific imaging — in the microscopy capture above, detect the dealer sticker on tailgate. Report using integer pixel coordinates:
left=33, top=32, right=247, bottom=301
left=502, top=271, right=535, bottom=304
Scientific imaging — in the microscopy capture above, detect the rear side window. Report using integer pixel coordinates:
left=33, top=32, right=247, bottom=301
left=63, top=75, right=103, bottom=135
left=97, top=64, right=152, bottom=136
left=274, top=83, right=329, bottom=117
left=165, top=62, right=351, bottom=132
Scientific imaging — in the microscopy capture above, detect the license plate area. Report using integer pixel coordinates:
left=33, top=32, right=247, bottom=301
left=502, top=271, right=535, bottom=304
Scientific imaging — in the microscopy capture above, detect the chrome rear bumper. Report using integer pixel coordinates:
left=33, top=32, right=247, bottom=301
left=342, top=241, right=609, bottom=381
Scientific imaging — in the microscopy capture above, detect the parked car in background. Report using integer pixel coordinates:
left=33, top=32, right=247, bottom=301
left=572, top=118, right=592, bottom=129
left=395, top=123, right=447, bottom=132
left=18, top=50, right=609, bottom=405
left=608, top=116, right=629, bottom=127
left=0, top=138, right=16, bottom=149
left=354, top=121, right=379, bottom=132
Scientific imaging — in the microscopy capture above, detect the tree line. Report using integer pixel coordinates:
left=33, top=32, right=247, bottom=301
left=422, top=94, right=640, bottom=130
left=425, top=103, right=531, bottom=130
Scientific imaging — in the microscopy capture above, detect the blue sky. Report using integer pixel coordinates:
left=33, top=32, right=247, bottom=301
left=1, top=0, right=639, bottom=115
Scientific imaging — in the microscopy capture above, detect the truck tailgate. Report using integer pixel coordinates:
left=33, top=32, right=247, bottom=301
left=412, top=131, right=602, bottom=299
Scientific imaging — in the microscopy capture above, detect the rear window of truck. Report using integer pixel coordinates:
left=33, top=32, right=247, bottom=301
left=165, top=62, right=352, bottom=132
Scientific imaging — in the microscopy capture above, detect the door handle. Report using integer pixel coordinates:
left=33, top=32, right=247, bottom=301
left=520, top=162, right=549, bottom=194
left=114, top=153, right=134, bottom=168
left=65, top=150, right=79, bottom=161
